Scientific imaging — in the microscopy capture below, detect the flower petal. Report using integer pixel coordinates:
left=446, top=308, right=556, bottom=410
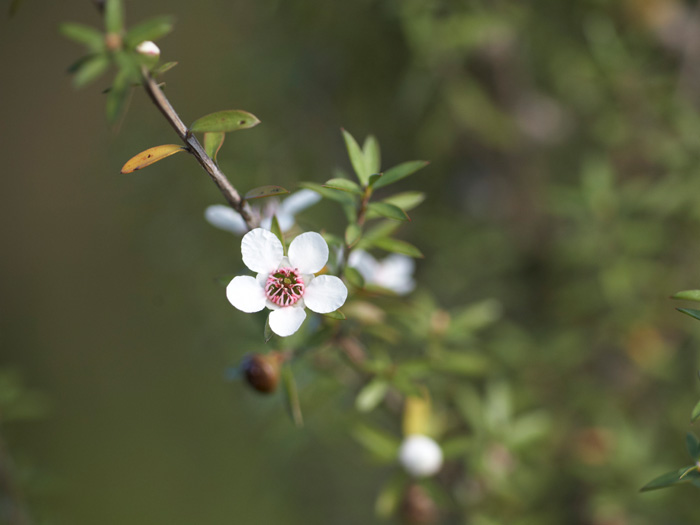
left=280, top=189, right=321, bottom=216
left=348, top=249, right=378, bottom=282
left=288, top=232, right=328, bottom=274
left=268, top=306, right=307, bottom=337
left=226, top=276, right=267, bottom=312
left=241, top=228, right=283, bottom=274
left=205, top=205, right=248, bottom=235
left=375, top=254, right=416, bottom=295
left=304, top=275, right=348, bottom=313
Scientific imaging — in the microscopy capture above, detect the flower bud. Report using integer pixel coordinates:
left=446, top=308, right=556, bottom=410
left=242, top=353, right=280, bottom=394
left=400, top=483, right=439, bottom=524
left=398, top=435, right=443, bottom=478
left=136, top=40, right=160, bottom=58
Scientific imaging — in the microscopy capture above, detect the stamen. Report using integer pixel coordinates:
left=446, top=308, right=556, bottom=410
left=265, top=267, right=305, bottom=306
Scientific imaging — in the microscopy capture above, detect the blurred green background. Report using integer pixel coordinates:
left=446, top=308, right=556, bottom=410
left=3, top=0, right=700, bottom=523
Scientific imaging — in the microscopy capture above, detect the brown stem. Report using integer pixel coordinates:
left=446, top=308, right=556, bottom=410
left=140, top=67, right=257, bottom=229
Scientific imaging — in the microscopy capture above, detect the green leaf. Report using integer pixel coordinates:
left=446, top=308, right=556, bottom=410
left=343, top=266, right=365, bottom=288
left=281, top=364, right=303, bottom=428
left=153, top=61, right=178, bottom=76
left=362, top=221, right=401, bottom=242
left=323, top=178, right=363, bottom=194
left=375, top=474, right=406, bottom=519
left=692, top=400, right=700, bottom=423
left=345, top=223, right=362, bottom=248
left=342, top=129, right=369, bottom=186
left=371, top=237, right=423, bottom=258
left=298, top=182, right=356, bottom=205
left=641, top=466, right=700, bottom=492
left=368, top=202, right=410, bottom=222
left=323, top=310, right=346, bottom=320
left=106, top=67, right=130, bottom=125
left=686, top=432, right=700, bottom=461
left=203, top=132, right=225, bottom=163
left=352, top=423, right=400, bottom=462
left=356, top=379, right=389, bottom=413
left=441, top=436, right=472, bottom=459
left=264, top=317, right=273, bottom=343
left=678, top=308, right=700, bottom=322
left=382, top=191, right=426, bottom=212
left=672, top=290, right=700, bottom=302
left=104, top=0, right=124, bottom=35
left=373, top=160, right=429, bottom=189
left=244, top=185, right=289, bottom=201
left=270, top=215, right=285, bottom=254
left=60, top=23, right=105, bottom=52
left=125, top=15, right=175, bottom=47
left=363, top=135, right=380, bottom=175
left=431, top=352, right=490, bottom=376
left=368, top=173, right=383, bottom=187
left=73, top=54, right=110, bottom=88
left=120, top=144, right=186, bottom=173
left=190, top=110, right=260, bottom=133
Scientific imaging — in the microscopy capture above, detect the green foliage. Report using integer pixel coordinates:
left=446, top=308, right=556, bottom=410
left=244, top=185, right=289, bottom=201
left=203, top=132, right=225, bottom=163
left=124, top=15, right=175, bottom=48
left=190, top=110, right=260, bottom=134
left=104, top=0, right=124, bottom=35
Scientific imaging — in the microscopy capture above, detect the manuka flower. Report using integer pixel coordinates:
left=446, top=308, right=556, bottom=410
left=227, top=228, right=348, bottom=337
left=348, top=250, right=416, bottom=295
left=205, top=189, right=321, bottom=235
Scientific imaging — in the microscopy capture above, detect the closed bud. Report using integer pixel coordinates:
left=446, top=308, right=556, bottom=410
left=400, top=484, right=439, bottom=525
left=136, top=40, right=160, bottom=58
left=242, top=353, right=281, bottom=394
left=398, top=435, right=444, bottom=478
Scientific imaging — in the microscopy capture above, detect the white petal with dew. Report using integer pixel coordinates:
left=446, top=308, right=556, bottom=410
left=280, top=189, right=321, bottom=216
left=304, top=275, right=348, bottom=314
left=241, top=228, right=283, bottom=274
left=268, top=306, right=307, bottom=337
left=205, top=205, right=248, bottom=235
left=288, top=232, right=329, bottom=274
left=226, top=276, right=267, bottom=313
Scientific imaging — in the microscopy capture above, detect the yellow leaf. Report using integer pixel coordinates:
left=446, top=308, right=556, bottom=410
left=120, top=144, right=186, bottom=173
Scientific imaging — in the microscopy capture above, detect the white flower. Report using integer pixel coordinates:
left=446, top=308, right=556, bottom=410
left=205, top=189, right=321, bottom=235
left=136, top=40, right=160, bottom=57
left=227, top=229, right=348, bottom=337
left=398, top=435, right=443, bottom=478
left=348, top=250, right=415, bottom=295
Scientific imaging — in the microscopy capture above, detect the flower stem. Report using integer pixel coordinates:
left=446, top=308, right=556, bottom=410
left=140, top=66, right=257, bottom=230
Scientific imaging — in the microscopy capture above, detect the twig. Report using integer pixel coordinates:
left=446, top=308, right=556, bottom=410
left=140, top=67, right=257, bottom=229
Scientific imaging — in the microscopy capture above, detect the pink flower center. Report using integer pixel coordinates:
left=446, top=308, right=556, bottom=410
left=265, top=267, right=305, bottom=306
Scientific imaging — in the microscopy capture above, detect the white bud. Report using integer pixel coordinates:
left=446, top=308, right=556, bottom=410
left=136, top=41, right=160, bottom=57
left=398, top=434, right=443, bottom=478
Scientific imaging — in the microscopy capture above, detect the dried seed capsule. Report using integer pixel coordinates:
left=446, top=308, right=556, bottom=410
left=400, top=484, right=439, bottom=525
left=242, top=353, right=280, bottom=394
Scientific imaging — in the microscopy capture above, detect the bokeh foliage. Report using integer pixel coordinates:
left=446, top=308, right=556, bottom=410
left=3, top=0, right=700, bottom=523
